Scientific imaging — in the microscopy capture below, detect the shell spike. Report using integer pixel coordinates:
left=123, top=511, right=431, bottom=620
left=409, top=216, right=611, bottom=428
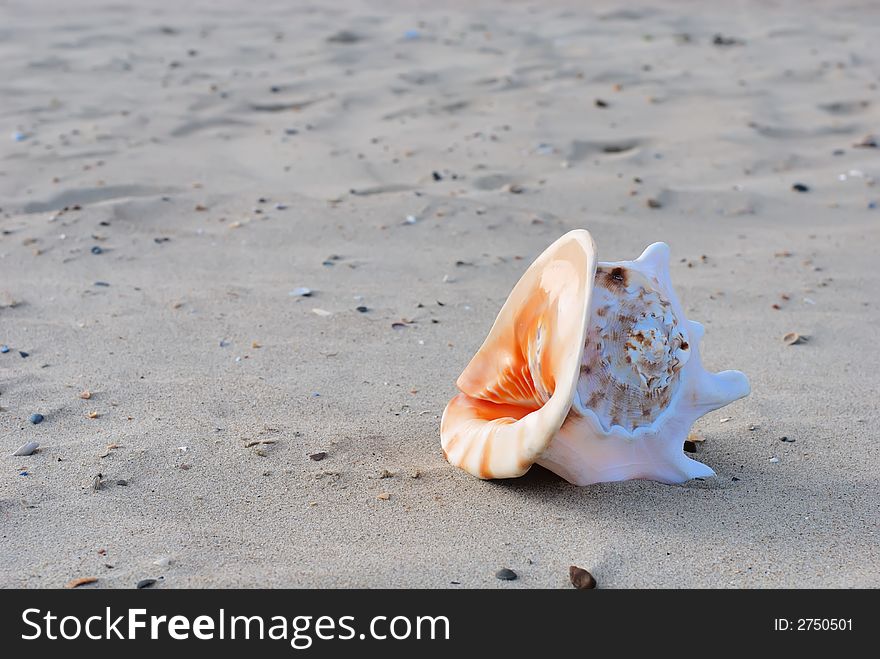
left=687, top=320, right=705, bottom=344
left=634, top=241, right=671, bottom=275
left=694, top=369, right=750, bottom=412
left=677, top=455, right=716, bottom=481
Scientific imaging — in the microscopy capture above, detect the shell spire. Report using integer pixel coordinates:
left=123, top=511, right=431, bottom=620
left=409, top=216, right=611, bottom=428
left=440, top=231, right=750, bottom=485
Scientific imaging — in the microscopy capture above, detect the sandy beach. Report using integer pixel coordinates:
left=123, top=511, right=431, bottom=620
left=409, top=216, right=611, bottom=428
left=1, top=0, right=878, bottom=588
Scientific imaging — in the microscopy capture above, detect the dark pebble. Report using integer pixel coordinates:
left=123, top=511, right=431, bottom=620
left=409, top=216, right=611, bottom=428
left=732, top=476, right=741, bottom=482
left=309, top=452, right=327, bottom=461
left=29, top=413, right=45, bottom=424
left=116, top=479, right=128, bottom=486
left=595, top=98, right=609, bottom=108
left=284, top=128, right=299, bottom=135
left=136, top=578, right=156, bottom=589
left=91, top=246, right=103, bottom=254
left=683, top=440, right=698, bottom=453
left=19, top=351, right=29, bottom=358
left=713, top=34, right=741, bottom=46
left=569, top=566, right=597, bottom=590
left=780, top=436, right=796, bottom=443
left=792, top=183, right=810, bottom=193
left=327, top=30, right=361, bottom=44
left=495, top=568, right=517, bottom=581
left=646, top=198, right=662, bottom=209
left=153, top=237, right=170, bottom=244
left=356, top=306, right=368, bottom=313
left=432, top=171, right=443, bottom=181
left=94, top=281, right=110, bottom=287
left=269, top=86, right=281, bottom=93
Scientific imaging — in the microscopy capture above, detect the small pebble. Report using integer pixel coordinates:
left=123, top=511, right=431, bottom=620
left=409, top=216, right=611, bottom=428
left=80, top=390, right=92, bottom=399
left=404, top=214, right=418, bottom=224
left=116, top=479, right=128, bottom=486
left=312, top=308, right=332, bottom=317
left=792, top=183, right=810, bottom=193
left=309, top=452, right=327, bottom=461
left=646, top=198, right=662, bottom=209
left=19, top=351, right=29, bottom=358
left=13, top=441, right=39, bottom=456
left=327, top=30, right=362, bottom=44
left=94, top=281, right=110, bottom=287
left=91, top=246, right=103, bottom=254
left=11, top=131, right=27, bottom=142
left=29, top=413, right=44, bottom=424
left=356, top=305, right=368, bottom=313
left=595, top=99, right=609, bottom=108
left=713, top=34, right=742, bottom=46
left=289, top=287, right=313, bottom=297
left=769, top=457, right=780, bottom=463
left=376, top=492, right=391, bottom=501
left=0, top=345, right=8, bottom=353
left=683, top=440, right=698, bottom=453
left=569, top=566, right=597, bottom=590
left=780, top=436, right=796, bottom=443
left=432, top=171, right=443, bottom=181
left=153, top=556, right=172, bottom=567
left=136, top=578, right=157, bottom=589
left=495, top=568, right=517, bottom=581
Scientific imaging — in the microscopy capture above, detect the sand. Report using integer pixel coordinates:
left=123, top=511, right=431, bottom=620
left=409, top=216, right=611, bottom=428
left=1, top=0, right=878, bottom=588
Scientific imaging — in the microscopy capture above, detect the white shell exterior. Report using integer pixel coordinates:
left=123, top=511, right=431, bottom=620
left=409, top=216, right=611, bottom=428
left=537, top=242, right=750, bottom=485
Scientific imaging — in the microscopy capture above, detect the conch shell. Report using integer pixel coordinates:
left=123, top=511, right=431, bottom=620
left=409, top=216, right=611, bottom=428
left=440, top=230, right=749, bottom=485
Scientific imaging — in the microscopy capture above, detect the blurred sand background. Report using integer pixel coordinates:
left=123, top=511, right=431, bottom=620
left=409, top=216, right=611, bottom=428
left=1, top=0, right=878, bottom=588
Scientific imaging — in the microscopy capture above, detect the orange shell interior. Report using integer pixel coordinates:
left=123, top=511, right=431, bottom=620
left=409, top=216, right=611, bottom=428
left=440, top=230, right=597, bottom=479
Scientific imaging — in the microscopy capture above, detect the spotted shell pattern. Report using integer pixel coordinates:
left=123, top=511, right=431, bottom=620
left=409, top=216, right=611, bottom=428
left=574, top=265, right=689, bottom=432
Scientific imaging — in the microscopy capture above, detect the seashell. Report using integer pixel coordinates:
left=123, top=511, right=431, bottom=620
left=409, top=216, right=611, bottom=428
left=13, top=441, right=39, bottom=456
left=440, top=230, right=750, bottom=485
